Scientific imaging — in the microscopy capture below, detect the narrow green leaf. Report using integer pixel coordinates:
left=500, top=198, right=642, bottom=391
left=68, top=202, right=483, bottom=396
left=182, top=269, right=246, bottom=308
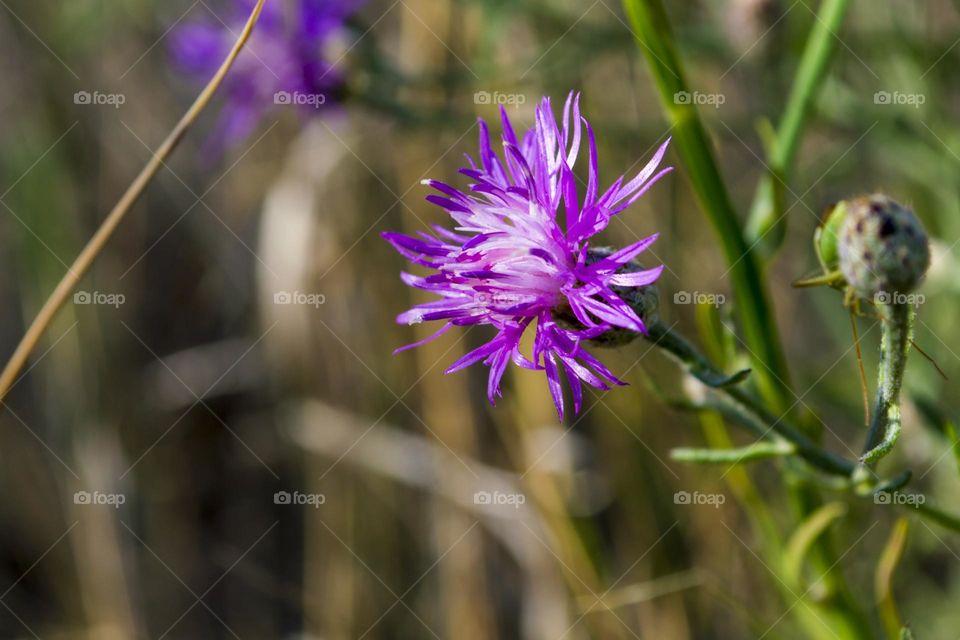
left=671, top=441, right=796, bottom=465
left=876, top=518, right=909, bottom=639
left=945, top=420, right=960, bottom=477
left=784, top=502, right=848, bottom=588
left=873, top=470, right=913, bottom=495
left=745, top=0, right=854, bottom=255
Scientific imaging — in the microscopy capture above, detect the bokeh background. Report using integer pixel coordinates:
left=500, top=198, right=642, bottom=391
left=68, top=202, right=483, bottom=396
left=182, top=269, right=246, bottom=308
left=1, top=0, right=959, bottom=638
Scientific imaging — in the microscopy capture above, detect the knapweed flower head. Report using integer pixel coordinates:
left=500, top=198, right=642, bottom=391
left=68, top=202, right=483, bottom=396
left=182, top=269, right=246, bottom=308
left=837, top=194, right=930, bottom=300
left=170, top=0, right=363, bottom=151
left=383, top=92, right=672, bottom=418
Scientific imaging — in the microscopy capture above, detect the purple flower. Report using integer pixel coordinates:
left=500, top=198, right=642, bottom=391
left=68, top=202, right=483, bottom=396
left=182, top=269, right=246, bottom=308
left=383, top=93, right=672, bottom=419
left=170, top=0, right=362, bottom=151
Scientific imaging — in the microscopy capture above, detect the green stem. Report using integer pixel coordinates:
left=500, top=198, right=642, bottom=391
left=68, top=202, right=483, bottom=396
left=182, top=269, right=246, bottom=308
left=745, top=0, right=853, bottom=254
left=690, top=390, right=781, bottom=440
left=671, top=441, right=796, bottom=464
left=647, top=321, right=856, bottom=477
left=622, top=0, right=792, bottom=413
left=862, top=303, right=913, bottom=464
left=912, top=500, right=960, bottom=533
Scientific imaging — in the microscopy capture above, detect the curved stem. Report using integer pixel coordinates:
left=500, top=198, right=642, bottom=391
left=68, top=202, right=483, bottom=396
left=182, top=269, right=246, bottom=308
left=648, top=319, right=960, bottom=536
left=647, top=321, right=857, bottom=477
left=861, top=302, right=913, bottom=464
left=0, top=0, right=268, bottom=403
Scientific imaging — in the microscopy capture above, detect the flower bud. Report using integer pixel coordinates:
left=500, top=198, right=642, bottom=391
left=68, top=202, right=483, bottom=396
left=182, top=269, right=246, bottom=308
left=837, top=194, right=929, bottom=300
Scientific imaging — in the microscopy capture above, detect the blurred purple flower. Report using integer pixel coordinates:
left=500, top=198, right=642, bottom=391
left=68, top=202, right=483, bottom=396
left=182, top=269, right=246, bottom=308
left=170, top=0, right=362, bottom=151
left=383, top=93, right=672, bottom=418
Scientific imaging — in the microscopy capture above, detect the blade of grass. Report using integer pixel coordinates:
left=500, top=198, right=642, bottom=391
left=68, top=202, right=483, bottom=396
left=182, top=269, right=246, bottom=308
left=0, top=0, right=268, bottom=403
left=621, top=0, right=792, bottom=413
left=875, top=518, right=909, bottom=639
left=945, top=419, right=960, bottom=477
left=746, top=0, right=854, bottom=255
left=784, top=501, right=848, bottom=588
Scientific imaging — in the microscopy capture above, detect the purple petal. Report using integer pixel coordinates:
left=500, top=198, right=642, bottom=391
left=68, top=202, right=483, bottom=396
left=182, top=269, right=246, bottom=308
left=584, top=119, right=599, bottom=208
left=560, top=360, right=584, bottom=415
left=610, top=167, right=674, bottom=216
left=585, top=234, right=660, bottom=275
left=544, top=353, right=566, bottom=420
left=426, top=194, right=472, bottom=214
left=446, top=337, right=503, bottom=374
left=382, top=232, right=449, bottom=256
left=613, top=137, right=671, bottom=205
left=393, top=323, right=452, bottom=354
left=608, top=265, right=664, bottom=287
left=487, top=348, right=510, bottom=404
left=575, top=293, right=644, bottom=332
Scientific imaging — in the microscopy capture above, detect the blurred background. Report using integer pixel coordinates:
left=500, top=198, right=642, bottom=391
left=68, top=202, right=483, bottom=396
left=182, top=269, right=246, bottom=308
left=1, top=0, right=960, bottom=637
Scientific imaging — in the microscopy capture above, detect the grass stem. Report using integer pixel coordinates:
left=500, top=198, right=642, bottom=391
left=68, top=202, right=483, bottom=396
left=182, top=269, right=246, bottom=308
left=0, top=0, right=268, bottom=403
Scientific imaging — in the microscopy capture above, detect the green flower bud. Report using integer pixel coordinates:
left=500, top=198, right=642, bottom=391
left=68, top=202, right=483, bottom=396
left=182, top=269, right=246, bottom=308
left=554, top=247, right=660, bottom=347
left=815, top=200, right=847, bottom=272
left=837, top=194, right=930, bottom=300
